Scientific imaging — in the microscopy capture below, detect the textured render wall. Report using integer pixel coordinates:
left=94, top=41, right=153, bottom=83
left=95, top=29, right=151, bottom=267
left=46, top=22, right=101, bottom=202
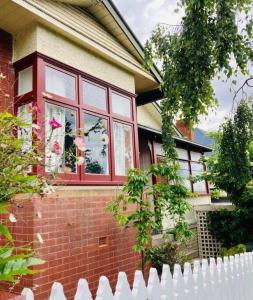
left=0, top=29, right=14, bottom=112
left=6, top=187, right=140, bottom=300
left=13, top=24, right=135, bottom=93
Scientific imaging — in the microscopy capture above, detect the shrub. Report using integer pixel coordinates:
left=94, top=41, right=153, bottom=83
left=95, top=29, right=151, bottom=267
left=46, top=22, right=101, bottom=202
left=219, top=244, right=246, bottom=257
left=144, top=241, right=188, bottom=274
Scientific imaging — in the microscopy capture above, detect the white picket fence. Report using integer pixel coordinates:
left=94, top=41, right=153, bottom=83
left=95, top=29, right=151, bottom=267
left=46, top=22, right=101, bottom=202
left=21, top=252, right=253, bottom=300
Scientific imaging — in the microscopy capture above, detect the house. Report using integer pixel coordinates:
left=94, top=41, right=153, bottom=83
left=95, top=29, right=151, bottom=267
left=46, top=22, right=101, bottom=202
left=0, top=0, right=210, bottom=298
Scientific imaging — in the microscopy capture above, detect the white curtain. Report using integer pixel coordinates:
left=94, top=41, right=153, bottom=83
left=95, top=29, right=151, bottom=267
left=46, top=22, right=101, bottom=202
left=45, top=103, right=66, bottom=173
left=113, top=122, right=126, bottom=176
left=17, top=104, right=32, bottom=152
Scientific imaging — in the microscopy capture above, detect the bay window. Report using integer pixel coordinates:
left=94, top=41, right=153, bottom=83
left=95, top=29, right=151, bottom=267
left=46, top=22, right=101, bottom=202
left=14, top=53, right=138, bottom=184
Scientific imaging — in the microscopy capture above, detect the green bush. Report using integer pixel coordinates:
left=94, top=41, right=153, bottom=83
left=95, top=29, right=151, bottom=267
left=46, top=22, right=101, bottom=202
left=144, top=241, right=188, bottom=274
left=219, top=244, right=246, bottom=257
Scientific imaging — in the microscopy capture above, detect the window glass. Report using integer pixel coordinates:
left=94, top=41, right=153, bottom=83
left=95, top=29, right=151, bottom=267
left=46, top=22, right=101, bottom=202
left=191, top=151, right=202, bottom=162
left=155, top=143, right=164, bottom=156
left=83, top=81, right=106, bottom=111
left=176, top=148, right=188, bottom=160
left=193, top=181, right=207, bottom=193
left=191, top=162, right=204, bottom=173
left=18, top=66, right=33, bottom=96
left=113, top=122, right=133, bottom=175
left=111, top=93, right=131, bottom=118
left=84, top=114, right=109, bottom=175
left=17, top=103, right=32, bottom=152
left=178, top=160, right=190, bottom=178
left=45, top=66, right=75, bottom=100
left=45, top=103, right=76, bottom=173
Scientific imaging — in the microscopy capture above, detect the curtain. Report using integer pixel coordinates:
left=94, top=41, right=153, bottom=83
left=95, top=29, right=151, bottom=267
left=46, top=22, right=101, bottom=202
left=45, top=103, right=66, bottom=173
left=17, top=104, right=33, bottom=152
left=113, top=122, right=126, bottom=176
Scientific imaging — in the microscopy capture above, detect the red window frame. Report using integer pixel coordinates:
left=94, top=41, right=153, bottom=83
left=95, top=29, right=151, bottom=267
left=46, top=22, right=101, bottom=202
left=13, top=52, right=139, bottom=185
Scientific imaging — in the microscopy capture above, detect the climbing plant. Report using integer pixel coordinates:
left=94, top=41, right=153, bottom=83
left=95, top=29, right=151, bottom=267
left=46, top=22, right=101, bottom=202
left=107, top=163, right=192, bottom=270
left=145, top=0, right=253, bottom=158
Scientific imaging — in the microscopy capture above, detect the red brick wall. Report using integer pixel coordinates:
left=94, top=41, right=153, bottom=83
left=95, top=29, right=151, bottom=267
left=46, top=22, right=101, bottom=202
left=3, top=188, right=140, bottom=300
left=0, top=29, right=14, bottom=112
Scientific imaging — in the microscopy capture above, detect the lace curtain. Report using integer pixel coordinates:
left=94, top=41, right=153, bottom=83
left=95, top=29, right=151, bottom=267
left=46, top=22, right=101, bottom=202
left=45, top=103, right=66, bottom=173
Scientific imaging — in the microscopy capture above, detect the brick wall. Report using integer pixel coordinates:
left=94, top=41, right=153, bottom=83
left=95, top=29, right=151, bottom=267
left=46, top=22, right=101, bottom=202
left=3, top=187, right=140, bottom=300
left=0, top=29, right=14, bottom=112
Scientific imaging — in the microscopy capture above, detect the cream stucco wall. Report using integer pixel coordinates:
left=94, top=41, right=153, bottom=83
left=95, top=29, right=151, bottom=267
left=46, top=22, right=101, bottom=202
left=13, top=24, right=135, bottom=93
left=137, top=104, right=162, bottom=131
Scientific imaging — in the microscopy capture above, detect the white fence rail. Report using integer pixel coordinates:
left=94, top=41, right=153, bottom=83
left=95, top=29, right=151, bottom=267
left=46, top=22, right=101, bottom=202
left=22, top=252, right=253, bottom=300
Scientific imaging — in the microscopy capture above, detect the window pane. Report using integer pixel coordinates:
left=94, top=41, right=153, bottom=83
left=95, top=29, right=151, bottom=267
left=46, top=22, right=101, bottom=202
left=191, top=162, right=204, bottom=172
left=84, top=114, right=109, bottom=175
left=17, top=103, right=32, bottom=152
left=111, top=93, right=131, bottom=118
left=193, top=181, right=207, bottom=193
left=155, top=143, right=164, bottom=156
left=18, top=66, right=33, bottom=96
left=176, top=148, right=188, bottom=160
left=191, top=151, right=202, bottom=161
left=83, top=81, right=106, bottom=111
left=178, top=160, right=190, bottom=178
left=113, top=122, right=134, bottom=176
left=45, top=66, right=75, bottom=100
left=45, top=103, right=76, bottom=173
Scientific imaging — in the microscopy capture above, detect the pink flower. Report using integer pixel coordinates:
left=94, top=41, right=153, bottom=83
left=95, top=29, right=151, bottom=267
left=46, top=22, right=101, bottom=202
left=28, top=102, right=41, bottom=114
left=74, top=137, right=85, bottom=152
left=51, top=141, right=61, bottom=155
left=49, top=117, right=62, bottom=130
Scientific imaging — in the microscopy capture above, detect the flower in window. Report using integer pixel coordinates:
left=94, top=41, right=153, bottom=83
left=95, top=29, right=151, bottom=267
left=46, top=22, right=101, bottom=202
left=74, top=136, right=85, bottom=152
left=77, top=156, right=85, bottom=166
left=0, top=73, right=6, bottom=80
left=101, top=133, right=109, bottom=145
left=49, top=117, right=62, bottom=130
left=51, top=141, right=61, bottom=155
left=28, top=102, right=41, bottom=114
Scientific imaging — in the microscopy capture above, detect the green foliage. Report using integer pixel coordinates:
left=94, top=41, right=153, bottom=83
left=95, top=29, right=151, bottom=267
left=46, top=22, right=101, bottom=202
left=0, top=112, right=47, bottom=283
left=145, top=0, right=253, bottom=158
left=144, top=240, right=188, bottom=274
left=107, top=162, right=192, bottom=254
left=210, top=189, right=221, bottom=200
left=204, top=101, right=253, bottom=247
left=219, top=244, right=246, bottom=257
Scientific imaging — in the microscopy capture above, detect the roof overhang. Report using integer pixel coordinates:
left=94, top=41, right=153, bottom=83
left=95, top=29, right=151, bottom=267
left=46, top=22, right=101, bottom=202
left=138, top=124, right=212, bottom=152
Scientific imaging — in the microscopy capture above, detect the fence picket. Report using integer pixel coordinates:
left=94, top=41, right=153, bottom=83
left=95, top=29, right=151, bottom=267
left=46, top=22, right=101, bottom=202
left=74, top=279, right=93, bottom=300
left=19, top=252, right=253, bottom=300
left=114, top=272, right=134, bottom=300
left=21, top=288, right=34, bottom=300
left=48, top=282, right=67, bottom=300
left=147, top=268, right=161, bottom=300
left=95, top=276, right=114, bottom=300
left=132, top=270, right=148, bottom=300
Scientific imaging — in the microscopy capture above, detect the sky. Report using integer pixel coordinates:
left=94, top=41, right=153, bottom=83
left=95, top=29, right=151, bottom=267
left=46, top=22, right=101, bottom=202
left=113, top=0, right=253, bottom=131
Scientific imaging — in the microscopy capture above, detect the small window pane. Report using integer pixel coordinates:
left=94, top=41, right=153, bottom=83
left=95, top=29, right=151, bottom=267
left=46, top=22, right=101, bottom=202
left=155, top=143, right=164, bottom=156
left=84, top=114, right=109, bottom=175
left=191, top=151, right=202, bottom=161
left=18, top=66, right=33, bottom=96
left=193, top=181, right=207, bottom=193
left=83, top=81, right=106, bottom=111
left=45, top=66, right=75, bottom=100
left=176, top=148, right=188, bottom=160
left=178, top=160, right=190, bottom=178
left=45, top=103, right=76, bottom=173
left=17, top=103, right=32, bottom=152
left=191, top=162, right=204, bottom=172
left=111, top=93, right=131, bottom=118
left=113, top=122, right=134, bottom=176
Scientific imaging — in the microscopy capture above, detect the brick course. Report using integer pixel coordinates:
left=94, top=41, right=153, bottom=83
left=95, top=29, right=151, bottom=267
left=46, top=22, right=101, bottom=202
left=2, top=187, right=140, bottom=300
left=0, top=29, right=14, bottom=112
